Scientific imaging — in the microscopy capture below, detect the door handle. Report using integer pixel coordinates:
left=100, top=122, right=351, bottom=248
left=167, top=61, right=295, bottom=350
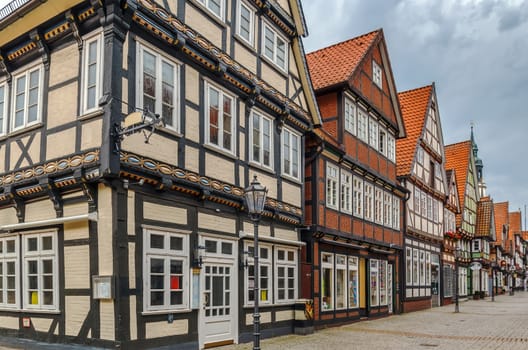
left=203, top=293, right=209, bottom=310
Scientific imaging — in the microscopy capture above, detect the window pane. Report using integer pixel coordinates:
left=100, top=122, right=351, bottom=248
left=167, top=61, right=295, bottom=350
left=150, top=234, right=164, bottom=249
left=42, top=259, right=53, bottom=274
left=28, top=260, right=38, bottom=274
left=43, top=275, right=53, bottom=289
left=221, top=242, right=232, bottom=255
left=150, top=258, right=164, bottom=273
left=252, top=114, right=260, bottom=162
left=162, top=61, right=174, bottom=126
left=151, top=291, right=164, bottom=306
left=205, top=240, right=217, bottom=253
left=42, top=236, right=52, bottom=250
left=29, top=276, right=38, bottom=289
left=7, top=261, right=15, bottom=275
left=43, top=291, right=53, bottom=305
left=276, top=37, right=286, bottom=69
left=239, top=4, right=251, bottom=41
left=151, top=275, right=164, bottom=289
left=208, top=0, right=221, bottom=16
left=212, top=276, right=223, bottom=306
left=170, top=260, right=183, bottom=274
left=170, top=291, right=183, bottom=305
left=264, top=27, right=274, bottom=59
left=222, top=96, right=232, bottom=150
left=170, top=236, right=183, bottom=251
left=209, top=88, right=219, bottom=145
left=6, top=240, right=15, bottom=253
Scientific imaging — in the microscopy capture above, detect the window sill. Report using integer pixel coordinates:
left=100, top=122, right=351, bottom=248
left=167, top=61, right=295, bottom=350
left=141, top=308, right=192, bottom=316
left=203, top=144, right=238, bottom=161
left=280, top=173, right=302, bottom=185
left=157, top=127, right=183, bottom=139
left=249, top=162, right=275, bottom=176
left=8, top=122, right=43, bottom=137
left=0, top=308, right=61, bottom=314
left=260, top=54, right=288, bottom=78
left=79, top=108, right=104, bottom=121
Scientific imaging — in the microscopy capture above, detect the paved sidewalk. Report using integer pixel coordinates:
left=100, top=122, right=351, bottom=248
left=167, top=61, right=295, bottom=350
left=219, top=292, right=528, bottom=350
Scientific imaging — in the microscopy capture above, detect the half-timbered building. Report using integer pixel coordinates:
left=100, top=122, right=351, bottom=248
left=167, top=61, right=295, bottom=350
left=303, top=29, right=407, bottom=326
left=474, top=195, right=494, bottom=297
left=445, top=140, right=479, bottom=299
left=397, top=84, right=448, bottom=311
left=440, top=169, right=459, bottom=305
left=0, top=0, right=320, bottom=348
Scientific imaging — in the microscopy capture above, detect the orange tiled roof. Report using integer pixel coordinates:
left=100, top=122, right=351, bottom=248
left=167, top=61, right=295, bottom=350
left=509, top=211, right=522, bottom=235
left=444, top=140, right=473, bottom=228
left=494, top=201, right=509, bottom=246
left=396, top=85, right=433, bottom=176
left=476, top=196, right=493, bottom=238
left=306, top=30, right=380, bottom=91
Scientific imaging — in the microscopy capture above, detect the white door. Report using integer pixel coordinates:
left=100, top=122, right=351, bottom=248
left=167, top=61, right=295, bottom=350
left=198, top=236, right=238, bottom=349
left=388, top=264, right=393, bottom=314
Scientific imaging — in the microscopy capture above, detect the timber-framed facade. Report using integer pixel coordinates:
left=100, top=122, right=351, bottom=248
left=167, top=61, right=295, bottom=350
left=0, top=0, right=320, bottom=348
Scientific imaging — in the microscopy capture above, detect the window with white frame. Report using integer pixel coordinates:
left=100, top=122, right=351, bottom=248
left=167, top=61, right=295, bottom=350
left=321, top=253, right=333, bottom=310
left=326, top=164, right=338, bottom=210
left=335, top=255, right=347, bottom=309
left=379, top=128, right=386, bottom=155
left=369, top=117, right=378, bottom=150
left=384, top=192, right=392, bottom=227
left=392, top=195, right=400, bottom=230
left=282, top=127, right=300, bottom=179
left=205, top=82, right=235, bottom=153
left=370, top=259, right=379, bottom=306
left=23, top=232, right=58, bottom=310
left=138, top=44, right=180, bottom=130
left=143, top=229, right=189, bottom=311
left=372, top=60, right=382, bottom=89
left=419, top=251, right=425, bottom=285
left=262, top=23, right=288, bottom=71
left=0, top=236, right=18, bottom=309
left=406, top=247, right=412, bottom=285
left=427, top=196, right=433, bottom=220
left=473, top=240, right=480, bottom=252
left=414, top=188, right=420, bottom=213
left=236, top=1, right=254, bottom=45
left=387, top=134, right=395, bottom=162
left=412, top=249, right=418, bottom=285
left=417, top=147, right=424, bottom=165
left=246, top=243, right=272, bottom=304
left=374, top=188, right=383, bottom=224
left=364, top=183, right=374, bottom=221
left=198, top=0, right=224, bottom=20
left=82, top=34, right=103, bottom=114
left=357, top=109, right=368, bottom=142
left=12, top=65, right=42, bottom=131
left=0, top=83, right=6, bottom=135
left=275, top=246, right=297, bottom=303
left=348, top=257, right=359, bottom=308
left=344, top=97, right=356, bottom=134
left=421, top=192, right=427, bottom=217
left=425, top=252, right=431, bottom=286
left=379, top=260, right=387, bottom=305
left=341, top=171, right=352, bottom=213
left=353, top=176, right=363, bottom=218
left=250, top=111, right=273, bottom=169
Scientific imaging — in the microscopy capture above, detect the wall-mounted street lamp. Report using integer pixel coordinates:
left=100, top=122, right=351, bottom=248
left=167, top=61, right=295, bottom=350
left=193, top=245, right=206, bottom=268
left=244, top=175, right=267, bottom=350
left=454, top=247, right=462, bottom=313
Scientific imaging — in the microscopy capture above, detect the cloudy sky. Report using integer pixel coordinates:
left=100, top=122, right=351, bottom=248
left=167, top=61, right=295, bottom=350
left=302, top=0, right=528, bottom=225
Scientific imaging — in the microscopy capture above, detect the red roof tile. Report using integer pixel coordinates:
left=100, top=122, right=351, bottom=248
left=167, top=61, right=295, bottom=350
left=494, top=201, right=509, bottom=246
left=509, top=211, right=522, bottom=235
left=444, top=141, right=473, bottom=228
left=306, top=30, right=380, bottom=91
left=476, top=196, right=493, bottom=238
left=396, top=85, right=433, bottom=176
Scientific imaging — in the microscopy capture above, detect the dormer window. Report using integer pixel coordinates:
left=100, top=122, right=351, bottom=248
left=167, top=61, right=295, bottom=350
left=372, top=60, right=382, bottom=89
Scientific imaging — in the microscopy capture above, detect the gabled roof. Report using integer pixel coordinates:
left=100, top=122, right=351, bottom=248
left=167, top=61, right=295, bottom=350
left=396, top=85, right=433, bottom=176
left=306, top=29, right=379, bottom=91
left=509, top=211, right=522, bottom=236
left=494, top=201, right=509, bottom=246
left=476, top=196, right=494, bottom=239
left=445, top=169, right=460, bottom=213
left=444, top=140, right=473, bottom=226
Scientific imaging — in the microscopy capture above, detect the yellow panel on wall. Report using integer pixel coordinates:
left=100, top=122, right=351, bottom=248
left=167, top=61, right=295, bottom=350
left=360, top=258, right=366, bottom=308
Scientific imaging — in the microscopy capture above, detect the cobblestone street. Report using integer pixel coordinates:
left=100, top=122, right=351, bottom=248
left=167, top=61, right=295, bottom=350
left=219, top=292, right=528, bottom=350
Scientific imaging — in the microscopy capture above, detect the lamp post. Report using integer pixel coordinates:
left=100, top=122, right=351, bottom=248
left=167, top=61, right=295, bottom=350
left=509, top=265, right=515, bottom=296
left=491, top=261, right=497, bottom=302
left=454, top=247, right=461, bottom=313
left=244, top=176, right=267, bottom=350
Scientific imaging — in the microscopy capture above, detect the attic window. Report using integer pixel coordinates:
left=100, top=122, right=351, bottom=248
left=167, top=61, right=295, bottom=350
left=372, top=61, right=382, bottom=89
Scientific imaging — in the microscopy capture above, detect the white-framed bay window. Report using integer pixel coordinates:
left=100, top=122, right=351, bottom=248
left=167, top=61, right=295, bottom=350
left=236, top=0, right=255, bottom=45
left=12, top=65, right=43, bottom=131
left=341, top=170, right=352, bottom=213
left=282, top=127, right=301, bottom=180
left=205, top=81, right=235, bottom=153
left=23, top=232, right=58, bottom=310
left=262, top=22, right=288, bottom=71
left=198, top=0, right=225, bottom=20
left=406, top=247, right=412, bottom=286
left=326, top=164, right=338, bottom=210
left=81, top=33, right=103, bottom=114
left=384, top=192, right=392, bottom=227
left=275, top=246, right=297, bottom=303
left=392, top=195, right=400, bottom=230
left=387, top=133, right=396, bottom=162
left=0, top=82, right=6, bottom=135
left=143, top=228, right=189, bottom=312
left=137, top=43, right=180, bottom=131
left=250, top=110, right=273, bottom=169
left=0, top=236, right=18, bottom=309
